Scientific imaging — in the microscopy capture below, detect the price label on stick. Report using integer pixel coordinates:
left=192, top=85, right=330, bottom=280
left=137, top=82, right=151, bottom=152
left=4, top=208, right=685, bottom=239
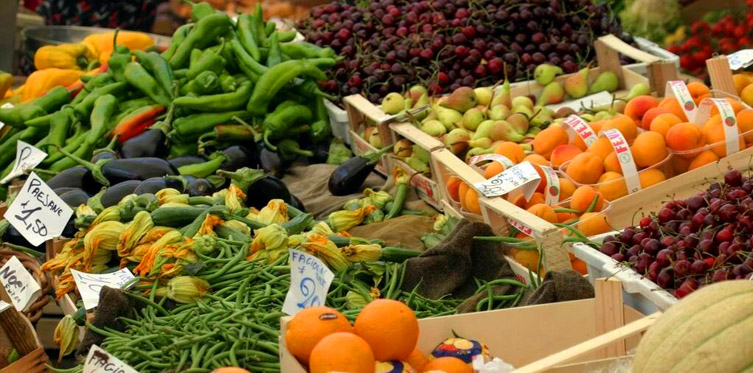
left=5, top=172, right=73, bottom=247
left=0, top=256, right=41, bottom=312
left=562, top=115, right=598, bottom=147
left=83, top=345, right=138, bottom=373
left=283, top=249, right=334, bottom=316
left=0, top=140, right=47, bottom=185
left=71, top=268, right=135, bottom=310
left=474, top=161, right=541, bottom=200
left=727, top=49, right=753, bottom=70
left=665, top=81, right=697, bottom=122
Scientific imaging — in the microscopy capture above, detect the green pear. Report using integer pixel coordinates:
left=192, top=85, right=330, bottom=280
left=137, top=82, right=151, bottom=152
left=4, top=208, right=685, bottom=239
left=512, top=105, right=534, bottom=118
left=404, top=96, right=413, bottom=110
left=491, top=76, right=512, bottom=108
left=537, top=82, right=565, bottom=106
left=489, top=104, right=511, bottom=120
left=445, top=128, right=471, bottom=155
left=413, top=145, right=431, bottom=164
left=489, top=120, right=525, bottom=142
left=461, top=108, right=485, bottom=131
left=421, top=120, right=447, bottom=137
left=580, top=113, right=595, bottom=121
left=530, top=113, right=553, bottom=127
left=534, top=105, right=555, bottom=118
left=404, top=155, right=429, bottom=173
left=534, top=63, right=564, bottom=85
left=407, top=85, right=428, bottom=103
left=556, top=106, right=577, bottom=118
left=382, top=93, right=405, bottom=114
left=473, top=120, right=495, bottom=140
left=435, top=105, right=462, bottom=130
left=368, top=128, right=382, bottom=148
left=474, top=87, right=493, bottom=106
left=465, top=147, right=495, bottom=162
left=506, top=113, right=530, bottom=134
left=414, top=92, right=430, bottom=107
left=625, top=83, right=651, bottom=101
left=511, top=96, right=534, bottom=110
left=439, top=86, right=477, bottom=113
left=525, top=126, right=542, bottom=139
left=589, top=71, right=619, bottom=94
left=468, top=137, right=492, bottom=149
left=565, top=67, right=590, bottom=99
left=594, top=111, right=613, bottom=121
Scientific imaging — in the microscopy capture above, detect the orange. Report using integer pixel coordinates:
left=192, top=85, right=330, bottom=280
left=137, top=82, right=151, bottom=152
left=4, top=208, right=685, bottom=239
left=570, top=186, right=605, bottom=213
left=309, top=332, right=375, bottom=373
left=285, top=307, right=353, bottom=365
left=405, top=348, right=430, bottom=371
left=422, top=357, right=473, bottom=373
left=631, top=131, right=668, bottom=168
left=527, top=203, right=558, bottom=223
left=577, top=212, right=612, bottom=237
left=483, top=161, right=506, bottom=179
left=354, top=299, right=419, bottom=361
left=495, top=141, right=525, bottom=164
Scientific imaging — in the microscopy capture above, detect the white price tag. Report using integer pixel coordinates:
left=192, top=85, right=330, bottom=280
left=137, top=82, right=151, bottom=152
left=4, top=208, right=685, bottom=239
left=282, top=249, right=334, bottom=316
left=602, top=129, right=641, bottom=193
left=0, top=103, right=12, bottom=130
left=83, top=345, right=138, bottom=373
left=71, top=268, right=135, bottom=310
left=540, top=165, right=561, bottom=205
left=5, top=172, right=74, bottom=247
left=727, top=49, right=753, bottom=70
left=562, top=115, right=598, bottom=147
left=546, top=91, right=613, bottom=112
left=468, top=153, right=514, bottom=168
left=665, top=81, right=697, bottom=122
left=509, top=218, right=533, bottom=237
left=1, top=141, right=47, bottom=184
left=0, top=256, right=41, bottom=312
left=474, top=162, right=541, bottom=199
left=695, top=98, right=740, bottom=156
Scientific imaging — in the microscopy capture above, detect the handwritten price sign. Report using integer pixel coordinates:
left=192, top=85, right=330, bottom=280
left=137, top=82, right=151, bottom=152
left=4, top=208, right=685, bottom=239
left=83, top=345, right=138, bottom=373
left=5, top=172, right=73, bottom=246
left=283, top=249, right=334, bottom=316
left=71, top=268, right=135, bottom=310
left=727, top=49, right=753, bottom=70
left=1, top=140, right=47, bottom=185
left=474, top=161, right=541, bottom=200
left=0, top=256, right=41, bottom=312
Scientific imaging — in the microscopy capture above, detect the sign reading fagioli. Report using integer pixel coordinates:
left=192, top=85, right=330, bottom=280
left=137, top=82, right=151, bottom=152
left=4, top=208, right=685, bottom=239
left=283, top=249, right=334, bottom=316
left=601, top=129, right=641, bottom=193
left=695, top=98, right=740, bottom=156
left=83, top=345, right=138, bottom=373
left=562, top=115, right=598, bottom=147
left=665, top=81, right=698, bottom=122
left=4, top=172, right=73, bottom=246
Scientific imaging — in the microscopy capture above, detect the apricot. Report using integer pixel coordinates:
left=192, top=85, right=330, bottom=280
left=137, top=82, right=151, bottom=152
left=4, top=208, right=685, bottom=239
left=733, top=74, right=753, bottom=95
left=737, top=109, right=753, bottom=144
left=556, top=210, right=578, bottom=224
left=624, top=95, right=658, bottom=126
left=703, top=115, right=744, bottom=157
left=708, top=97, right=744, bottom=116
left=631, top=131, right=669, bottom=168
left=513, top=250, right=540, bottom=272
left=458, top=182, right=470, bottom=209
left=465, top=188, right=482, bottom=214
left=688, top=150, right=719, bottom=170
left=577, top=212, right=612, bottom=237
left=587, top=136, right=613, bottom=162
left=527, top=203, right=558, bottom=223
left=533, top=126, right=569, bottom=159
left=649, top=113, right=682, bottom=140
left=570, top=185, right=606, bottom=212
left=640, top=107, right=672, bottom=130
left=483, top=161, right=506, bottom=179
left=571, top=258, right=588, bottom=275
left=511, top=192, right=545, bottom=209
left=600, top=114, right=638, bottom=144
left=550, top=144, right=583, bottom=168
left=495, top=141, right=525, bottom=164
left=658, top=97, right=689, bottom=121
left=565, top=152, right=604, bottom=184
left=741, top=83, right=753, bottom=109
left=639, top=169, right=666, bottom=188
left=603, top=151, right=622, bottom=174
left=671, top=155, right=691, bottom=174
left=523, top=153, right=548, bottom=166
left=596, top=172, right=628, bottom=201
left=559, top=177, right=576, bottom=200
left=447, top=176, right=462, bottom=202
left=666, top=122, right=705, bottom=157
left=686, top=81, right=711, bottom=105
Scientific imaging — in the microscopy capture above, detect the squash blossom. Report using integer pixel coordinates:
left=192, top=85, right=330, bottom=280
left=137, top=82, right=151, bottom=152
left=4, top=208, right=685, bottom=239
left=364, top=188, right=392, bottom=209
left=300, top=235, right=351, bottom=272
left=117, top=194, right=139, bottom=208
left=117, top=211, right=154, bottom=257
left=90, top=206, right=121, bottom=227
left=346, top=290, right=368, bottom=309
left=249, top=224, right=288, bottom=262
left=309, top=221, right=335, bottom=237
left=75, top=204, right=96, bottom=219
left=363, top=207, right=384, bottom=224
left=223, top=220, right=251, bottom=236
left=189, top=235, right=217, bottom=256
left=327, top=205, right=377, bottom=232
left=165, top=276, right=210, bottom=303
left=135, top=230, right=184, bottom=277
left=343, top=198, right=364, bottom=211
left=53, top=315, right=79, bottom=362
left=196, top=214, right=224, bottom=237
left=83, top=221, right=125, bottom=268
left=253, top=199, right=289, bottom=225
left=223, top=185, right=246, bottom=214
left=138, top=227, right=177, bottom=245
left=433, top=214, right=449, bottom=232
left=341, top=244, right=382, bottom=263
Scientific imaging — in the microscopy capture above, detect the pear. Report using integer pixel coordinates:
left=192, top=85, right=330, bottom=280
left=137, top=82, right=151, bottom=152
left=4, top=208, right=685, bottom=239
left=565, top=67, right=589, bottom=99
left=445, top=128, right=470, bottom=155
left=468, top=137, right=493, bottom=149
left=404, top=96, right=413, bottom=110
left=506, top=113, right=530, bottom=134
left=491, top=76, right=512, bottom=108
left=489, top=120, right=525, bottom=142
left=589, top=71, right=619, bottom=94
left=488, top=104, right=511, bottom=120
left=534, top=63, right=564, bottom=85
left=394, top=139, right=413, bottom=158
left=404, top=155, right=429, bottom=173
left=537, top=82, right=565, bottom=105
left=414, top=92, right=430, bottom=107
left=594, top=111, right=613, bottom=121
left=580, top=113, right=595, bottom=121
left=556, top=106, right=577, bottom=118
left=434, top=105, right=462, bottom=130
left=513, top=105, right=534, bottom=118
left=524, top=126, right=542, bottom=139
left=439, top=86, right=477, bottom=113
left=534, top=105, right=555, bottom=118
left=461, top=108, right=485, bottom=131
left=382, top=93, right=405, bottom=114
left=474, top=87, right=493, bottom=106
left=511, top=96, right=534, bottom=110
left=421, top=120, right=446, bottom=137
left=413, top=145, right=431, bottom=164
left=530, top=113, right=553, bottom=127
left=473, top=120, right=496, bottom=140
left=465, top=147, right=495, bottom=162
left=625, top=83, right=650, bottom=101
left=407, top=85, right=428, bottom=103
left=368, top=128, right=382, bottom=148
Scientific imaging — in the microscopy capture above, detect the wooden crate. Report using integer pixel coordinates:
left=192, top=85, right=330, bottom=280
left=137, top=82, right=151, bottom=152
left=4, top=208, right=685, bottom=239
left=281, top=279, right=659, bottom=372
left=343, top=95, right=393, bottom=176
left=0, top=306, right=48, bottom=373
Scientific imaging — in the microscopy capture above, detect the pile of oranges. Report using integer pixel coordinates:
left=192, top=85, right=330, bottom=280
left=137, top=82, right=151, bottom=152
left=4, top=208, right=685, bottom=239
left=285, top=300, right=472, bottom=373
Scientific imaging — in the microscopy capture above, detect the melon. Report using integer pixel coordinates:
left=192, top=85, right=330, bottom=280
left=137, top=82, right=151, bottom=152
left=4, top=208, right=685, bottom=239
left=633, top=280, right=753, bottom=372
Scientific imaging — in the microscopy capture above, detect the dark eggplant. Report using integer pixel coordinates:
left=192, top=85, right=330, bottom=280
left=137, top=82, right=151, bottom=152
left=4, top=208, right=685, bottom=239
left=2, top=226, right=45, bottom=252
left=220, top=145, right=260, bottom=171
left=290, top=194, right=306, bottom=212
left=310, top=142, right=329, bottom=164
left=328, top=146, right=392, bottom=196
left=246, top=175, right=292, bottom=209
left=62, top=219, right=77, bottom=238
left=186, top=178, right=215, bottom=197
left=81, top=158, right=179, bottom=187
left=120, top=129, right=169, bottom=159
left=101, top=180, right=142, bottom=207
left=259, top=147, right=285, bottom=177
left=168, top=156, right=207, bottom=169
left=53, top=187, right=82, bottom=196
left=91, top=151, right=118, bottom=163
left=46, top=167, right=89, bottom=190
left=133, top=177, right=185, bottom=195
left=59, top=189, right=90, bottom=207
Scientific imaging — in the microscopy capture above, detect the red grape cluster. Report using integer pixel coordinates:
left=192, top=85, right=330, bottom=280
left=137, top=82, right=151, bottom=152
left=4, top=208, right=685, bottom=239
left=601, top=170, right=753, bottom=299
left=299, top=0, right=632, bottom=103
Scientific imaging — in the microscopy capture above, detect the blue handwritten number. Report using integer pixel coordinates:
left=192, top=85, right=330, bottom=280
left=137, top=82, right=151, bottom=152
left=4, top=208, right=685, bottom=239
left=296, top=277, right=321, bottom=309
